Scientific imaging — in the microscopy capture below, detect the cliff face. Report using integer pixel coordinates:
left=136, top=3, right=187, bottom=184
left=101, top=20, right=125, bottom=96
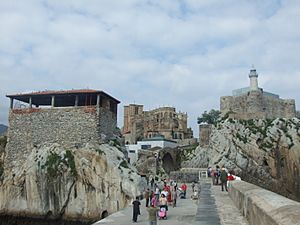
left=183, top=118, right=300, bottom=201
left=0, top=143, right=141, bottom=222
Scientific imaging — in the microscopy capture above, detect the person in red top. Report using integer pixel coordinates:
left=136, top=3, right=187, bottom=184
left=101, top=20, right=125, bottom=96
left=181, top=183, right=187, bottom=199
left=227, top=174, right=235, bottom=181
left=167, top=188, right=172, bottom=204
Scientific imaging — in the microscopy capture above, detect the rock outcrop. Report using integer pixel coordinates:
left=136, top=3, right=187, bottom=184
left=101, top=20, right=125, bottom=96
left=0, top=142, right=141, bottom=223
left=183, top=118, right=300, bottom=201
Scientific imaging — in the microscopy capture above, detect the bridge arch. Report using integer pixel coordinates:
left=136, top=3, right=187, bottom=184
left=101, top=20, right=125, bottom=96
left=101, top=210, right=109, bottom=219
left=162, top=152, right=175, bottom=174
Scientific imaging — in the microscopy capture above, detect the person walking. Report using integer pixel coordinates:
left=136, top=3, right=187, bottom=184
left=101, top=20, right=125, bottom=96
left=154, top=186, right=160, bottom=200
left=220, top=167, right=228, bottom=192
left=172, top=188, right=177, bottom=207
left=144, top=188, right=151, bottom=207
left=181, top=183, right=187, bottom=199
left=146, top=203, right=159, bottom=225
left=211, top=169, right=216, bottom=185
left=215, top=165, right=220, bottom=185
left=132, top=197, right=141, bottom=222
left=191, top=182, right=195, bottom=192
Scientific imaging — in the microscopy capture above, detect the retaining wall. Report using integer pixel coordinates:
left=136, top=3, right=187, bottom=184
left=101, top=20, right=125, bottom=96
left=229, top=181, right=300, bottom=225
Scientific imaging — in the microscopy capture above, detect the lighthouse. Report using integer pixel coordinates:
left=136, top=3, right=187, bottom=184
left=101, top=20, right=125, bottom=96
left=249, top=67, right=259, bottom=91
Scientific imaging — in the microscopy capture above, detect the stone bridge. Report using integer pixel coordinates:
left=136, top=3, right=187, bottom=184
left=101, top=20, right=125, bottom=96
left=92, top=179, right=300, bottom=225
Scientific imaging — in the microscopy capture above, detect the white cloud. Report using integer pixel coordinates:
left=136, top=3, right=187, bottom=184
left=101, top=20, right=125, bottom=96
left=1, top=0, right=300, bottom=137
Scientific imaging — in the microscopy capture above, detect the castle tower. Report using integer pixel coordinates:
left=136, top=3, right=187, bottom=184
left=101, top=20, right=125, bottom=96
left=249, top=67, right=259, bottom=91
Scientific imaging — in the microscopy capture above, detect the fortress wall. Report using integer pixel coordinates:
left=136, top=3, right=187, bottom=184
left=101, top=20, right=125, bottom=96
left=229, top=181, right=300, bottom=225
left=262, top=95, right=296, bottom=119
left=220, top=91, right=296, bottom=119
left=5, top=106, right=116, bottom=170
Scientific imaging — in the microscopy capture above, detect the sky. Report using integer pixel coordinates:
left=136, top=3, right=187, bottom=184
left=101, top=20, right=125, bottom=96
left=0, top=0, right=300, bottom=137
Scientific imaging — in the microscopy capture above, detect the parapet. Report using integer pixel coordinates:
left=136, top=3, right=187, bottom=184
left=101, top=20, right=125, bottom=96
left=229, top=181, right=300, bottom=225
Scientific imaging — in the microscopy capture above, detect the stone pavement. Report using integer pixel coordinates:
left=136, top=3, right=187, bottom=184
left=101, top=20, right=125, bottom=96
left=195, top=182, right=221, bottom=225
left=92, top=181, right=249, bottom=225
left=205, top=180, right=249, bottom=225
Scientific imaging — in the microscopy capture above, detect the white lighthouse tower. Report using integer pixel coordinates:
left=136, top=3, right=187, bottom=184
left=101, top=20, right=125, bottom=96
left=249, top=67, right=259, bottom=91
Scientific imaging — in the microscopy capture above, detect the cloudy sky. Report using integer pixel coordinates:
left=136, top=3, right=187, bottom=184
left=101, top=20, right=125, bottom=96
left=1, top=0, right=300, bottom=136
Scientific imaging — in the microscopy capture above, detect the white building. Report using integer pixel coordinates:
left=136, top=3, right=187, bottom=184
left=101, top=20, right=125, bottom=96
left=126, top=136, right=178, bottom=164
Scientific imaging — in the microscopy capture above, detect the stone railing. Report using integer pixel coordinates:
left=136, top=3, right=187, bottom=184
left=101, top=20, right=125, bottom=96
left=169, top=168, right=208, bottom=183
left=229, top=181, right=300, bottom=225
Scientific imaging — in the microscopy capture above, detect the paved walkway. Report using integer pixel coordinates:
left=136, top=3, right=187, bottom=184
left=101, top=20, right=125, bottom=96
left=92, top=181, right=249, bottom=225
left=195, top=182, right=221, bottom=225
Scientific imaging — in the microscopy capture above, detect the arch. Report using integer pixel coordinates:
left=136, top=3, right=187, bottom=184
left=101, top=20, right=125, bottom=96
left=162, top=153, right=175, bottom=174
left=101, top=210, right=109, bottom=219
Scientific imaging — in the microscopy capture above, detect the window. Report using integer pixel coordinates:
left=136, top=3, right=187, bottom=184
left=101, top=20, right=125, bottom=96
left=141, top=145, right=151, bottom=149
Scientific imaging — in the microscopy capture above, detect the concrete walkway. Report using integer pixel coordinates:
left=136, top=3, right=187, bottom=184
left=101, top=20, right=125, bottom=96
left=92, top=181, right=249, bottom=225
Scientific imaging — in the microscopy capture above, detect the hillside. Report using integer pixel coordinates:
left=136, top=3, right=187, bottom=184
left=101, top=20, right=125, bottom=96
left=0, top=124, right=7, bottom=135
left=182, top=118, right=300, bottom=201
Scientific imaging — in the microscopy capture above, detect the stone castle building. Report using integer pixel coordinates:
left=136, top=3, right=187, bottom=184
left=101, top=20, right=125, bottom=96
left=220, top=68, right=296, bottom=120
left=5, top=89, right=120, bottom=170
left=122, top=104, right=193, bottom=144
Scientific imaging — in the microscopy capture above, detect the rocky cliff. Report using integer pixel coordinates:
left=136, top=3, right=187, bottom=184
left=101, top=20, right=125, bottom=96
left=0, top=142, right=142, bottom=223
left=0, top=136, right=6, bottom=180
left=182, top=118, right=300, bottom=201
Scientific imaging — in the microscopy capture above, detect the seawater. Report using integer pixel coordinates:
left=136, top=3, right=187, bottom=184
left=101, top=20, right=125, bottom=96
left=0, top=215, right=93, bottom=225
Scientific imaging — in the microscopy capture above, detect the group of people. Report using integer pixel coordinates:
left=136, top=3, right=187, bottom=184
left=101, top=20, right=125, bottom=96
left=132, top=177, right=189, bottom=224
left=207, top=166, right=236, bottom=192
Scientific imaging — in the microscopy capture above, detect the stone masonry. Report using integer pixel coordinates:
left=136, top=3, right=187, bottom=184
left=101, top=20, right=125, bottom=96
left=122, top=104, right=193, bottom=144
left=5, top=106, right=116, bottom=171
left=220, top=68, right=296, bottom=120
left=199, top=124, right=212, bottom=147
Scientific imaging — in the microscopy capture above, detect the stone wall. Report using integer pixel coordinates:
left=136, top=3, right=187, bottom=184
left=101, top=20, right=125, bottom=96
left=169, top=171, right=199, bottom=183
left=229, top=181, right=300, bottom=225
left=5, top=106, right=116, bottom=171
left=199, top=124, right=212, bottom=147
left=220, top=90, right=296, bottom=119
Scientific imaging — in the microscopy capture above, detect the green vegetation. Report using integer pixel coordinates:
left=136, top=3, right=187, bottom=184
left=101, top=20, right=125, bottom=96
left=296, top=111, right=300, bottom=119
left=41, top=150, right=77, bottom=180
left=0, top=163, right=4, bottom=177
left=260, top=141, right=273, bottom=150
left=64, top=150, right=77, bottom=177
left=197, top=109, right=221, bottom=125
left=221, top=110, right=236, bottom=121
left=110, top=138, right=121, bottom=147
left=120, top=160, right=129, bottom=169
left=0, top=136, right=7, bottom=149
left=95, top=148, right=105, bottom=155
left=178, top=143, right=198, bottom=162
left=236, top=133, right=248, bottom=144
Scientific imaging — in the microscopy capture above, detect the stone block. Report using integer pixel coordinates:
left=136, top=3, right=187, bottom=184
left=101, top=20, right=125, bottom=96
left=229, top=181, right=300, bottom=225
